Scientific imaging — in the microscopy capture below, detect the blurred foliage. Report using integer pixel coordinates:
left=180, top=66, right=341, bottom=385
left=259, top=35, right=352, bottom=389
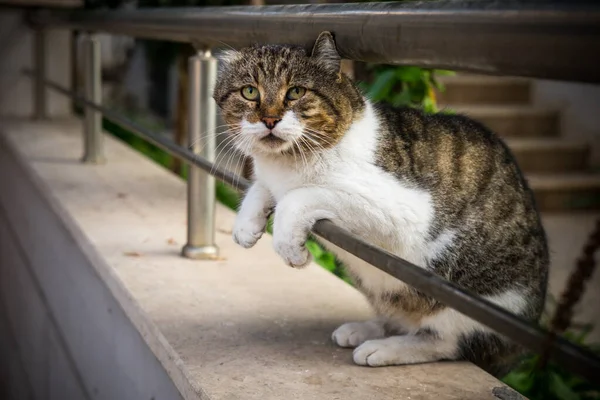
left=360, top=65, right=455, bottom=113
left=502, top=320, right=600, bottom=400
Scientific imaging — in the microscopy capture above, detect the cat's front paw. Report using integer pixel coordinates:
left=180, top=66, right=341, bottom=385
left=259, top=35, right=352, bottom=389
left=232, top=216, right=266, bottom=249
left=332, top=321, right=385, bottom=348
left=272, top=238, right=312, bottom=268
left=353, top=338, right=401, bottom=367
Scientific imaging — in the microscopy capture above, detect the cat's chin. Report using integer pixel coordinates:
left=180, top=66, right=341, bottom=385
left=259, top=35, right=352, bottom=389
left=252, top=138, right=295, bottom=156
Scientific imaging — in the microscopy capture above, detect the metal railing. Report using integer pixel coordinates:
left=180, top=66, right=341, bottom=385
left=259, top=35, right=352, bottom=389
left=21, top=1, right=600, bottom=382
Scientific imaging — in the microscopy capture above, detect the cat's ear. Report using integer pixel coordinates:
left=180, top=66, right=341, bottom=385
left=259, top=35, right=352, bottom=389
left=216, top=49, right=241, bottom=70
left=311, top=31, right=341, bottom=74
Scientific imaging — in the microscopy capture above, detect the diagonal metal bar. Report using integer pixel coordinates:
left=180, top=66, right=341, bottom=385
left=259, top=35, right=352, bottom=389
left=23, top=69, right=600, bottom=382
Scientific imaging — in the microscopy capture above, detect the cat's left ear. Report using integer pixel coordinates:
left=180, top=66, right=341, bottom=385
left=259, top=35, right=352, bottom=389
left=311, top=31, right=341, bottom=74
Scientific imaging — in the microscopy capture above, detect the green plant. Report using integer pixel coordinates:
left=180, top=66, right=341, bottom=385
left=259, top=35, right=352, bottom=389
left=502, top=323, right=600, bottom=400
left=360, top=65, right=454, bottom=113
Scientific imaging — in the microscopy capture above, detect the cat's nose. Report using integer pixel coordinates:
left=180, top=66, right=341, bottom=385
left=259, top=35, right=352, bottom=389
left=261, top=117, right=281, bottom=130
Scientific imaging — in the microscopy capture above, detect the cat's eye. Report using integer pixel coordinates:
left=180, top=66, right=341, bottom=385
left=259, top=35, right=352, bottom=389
left=241, top=86, right=260, bottom=101
left=286, top=87, right=306, bottom=101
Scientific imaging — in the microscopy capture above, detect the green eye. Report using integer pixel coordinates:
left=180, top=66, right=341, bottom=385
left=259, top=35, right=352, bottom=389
left=241, top=86, right=259, bottom=101
left=286, top=87, right=306, bottom=101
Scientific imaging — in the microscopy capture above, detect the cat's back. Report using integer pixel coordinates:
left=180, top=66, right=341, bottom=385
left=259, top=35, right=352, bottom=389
left=373, top=103, right=548, bottom=316
left=374, top=103, right=538, bottom=218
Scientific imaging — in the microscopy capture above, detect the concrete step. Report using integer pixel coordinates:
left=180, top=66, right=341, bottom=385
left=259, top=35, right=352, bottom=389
left=446, top=105, right=560, bottom=138
left=506, top=138, right=590, bottom=174
left=437, top=75, right=531, bottom=105
left=528, top=173, right=600, bottom=211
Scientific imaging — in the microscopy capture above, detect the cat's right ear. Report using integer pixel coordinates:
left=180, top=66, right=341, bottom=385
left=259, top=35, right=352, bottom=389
left=216, top=49, right=241, bottom=71
left=311, top=31, right=341, bottom=74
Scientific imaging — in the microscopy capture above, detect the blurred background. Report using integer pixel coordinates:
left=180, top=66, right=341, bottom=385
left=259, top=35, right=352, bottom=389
left=0, top=0, right=599, bottom=399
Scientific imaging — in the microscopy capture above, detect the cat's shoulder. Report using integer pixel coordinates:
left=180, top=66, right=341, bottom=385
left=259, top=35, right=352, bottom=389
left=373, top=102, right=499, bottom=145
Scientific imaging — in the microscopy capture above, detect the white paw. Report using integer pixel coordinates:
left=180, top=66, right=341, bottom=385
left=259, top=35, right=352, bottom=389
left=273, top=238, right=312, bottom=268
left=353, top=338, right=399, bottom=367
left=232, top=217, right=266, bottom=249
left=332, top=321, right=385, bottom=348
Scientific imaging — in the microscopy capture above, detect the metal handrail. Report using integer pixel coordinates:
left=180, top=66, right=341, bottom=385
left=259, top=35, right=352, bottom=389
left=28, top=1, right=600, bottom=83
left=22, top=0, right=600, bottom=382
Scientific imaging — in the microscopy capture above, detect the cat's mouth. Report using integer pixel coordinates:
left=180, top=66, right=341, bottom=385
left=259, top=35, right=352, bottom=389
left=260, top=133, right=286, bottom=145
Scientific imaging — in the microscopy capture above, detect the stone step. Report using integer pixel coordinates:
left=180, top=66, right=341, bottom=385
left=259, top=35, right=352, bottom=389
left=445, top=105, right=560, bottom=138
left=528, top=173, right=600, bottom=211
left=437, top=75, right=531, bottom=105
left=506, top=138, right=590, bottom=173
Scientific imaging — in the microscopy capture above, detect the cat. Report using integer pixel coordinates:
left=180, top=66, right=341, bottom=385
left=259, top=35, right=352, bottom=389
left=212, top=31, right=549, bottom=377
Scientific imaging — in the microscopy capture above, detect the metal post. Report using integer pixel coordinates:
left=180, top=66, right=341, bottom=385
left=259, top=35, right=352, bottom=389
left=33, top=29, right=47, bottom=120
left=182, top=49, right=219, bottom=260
left=82, top=34, right=105, bottom=164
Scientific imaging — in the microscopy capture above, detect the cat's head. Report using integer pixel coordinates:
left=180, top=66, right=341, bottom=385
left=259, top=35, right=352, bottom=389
left=213, top=32, right=364, bottom=158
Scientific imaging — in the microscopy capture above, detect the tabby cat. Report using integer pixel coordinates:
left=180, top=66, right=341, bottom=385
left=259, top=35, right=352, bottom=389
left=213, top=31, right=549, bottom=376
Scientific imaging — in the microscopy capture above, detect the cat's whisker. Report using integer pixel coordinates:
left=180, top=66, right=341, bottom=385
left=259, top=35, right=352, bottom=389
left=303, top=131, right=335, bottom=148
left=214, top=39, right=237, bottom=52
left=190, top=133, right=240, bottom=163
left=214, top=132, right=247, bottom=178
left=296, top=137, right=309, bottom=171
left=226, top=134, right=252, bottom=190
left=299, top=135, right=325, bottom=172
left=303, top=128, right=335, bottom=144
left=222, top=136, right=246, bottom=180
left=210, top=133, right=242, bottom=176
left=290, top=137, right=300, bottom=168
left=187, top=125, right=241, bottom=149
left=235, top=137, right=255, bottom=190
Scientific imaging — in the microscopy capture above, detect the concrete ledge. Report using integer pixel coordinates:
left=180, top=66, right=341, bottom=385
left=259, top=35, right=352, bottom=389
left=0, top=118, right=509, bottom=399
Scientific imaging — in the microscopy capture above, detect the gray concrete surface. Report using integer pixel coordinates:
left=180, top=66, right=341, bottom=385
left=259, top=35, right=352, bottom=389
left=0, top=122, right=185, bottom=400
left=0, top=119, right=511, bottom=399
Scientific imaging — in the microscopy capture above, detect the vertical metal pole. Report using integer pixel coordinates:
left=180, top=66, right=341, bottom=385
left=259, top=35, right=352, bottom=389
left=82, top=34, right=105, bottom=164
left=182, top=49, right=219, bottom=260
left=33, top=29, right=47, bottom=120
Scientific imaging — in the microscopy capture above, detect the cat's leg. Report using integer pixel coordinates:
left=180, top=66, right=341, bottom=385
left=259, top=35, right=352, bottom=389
left=271, top=187, right=337, bottom=268
left=332, top=318, right=387, bottom=348
left=233, top=181, right=275, bottom=248
left=352, top=331, right=458, bottom=367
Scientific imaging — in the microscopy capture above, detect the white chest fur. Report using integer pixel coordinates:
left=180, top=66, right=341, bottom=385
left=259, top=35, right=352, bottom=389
left=253, top=101, right=439, bottom=294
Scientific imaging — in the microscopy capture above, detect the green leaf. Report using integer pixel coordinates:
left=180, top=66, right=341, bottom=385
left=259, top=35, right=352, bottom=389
left=394, top=66, right=425, bottom=83
left=550, top=372, right=582, bottom=400
left=422, top=97, right=437, bottom=114
left=306, top=240, right=324, bottom=258
left=391, top=90, right=412, bottom=107
left=318, top=252, right=337, bottom=271
left=431, top=77, right=446, bottom=92
left=367, top=69, right=397, bottom=101
left=503, top=371, right=535, bottom=393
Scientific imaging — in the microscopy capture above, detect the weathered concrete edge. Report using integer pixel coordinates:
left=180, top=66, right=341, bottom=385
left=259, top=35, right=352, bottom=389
left=0, top=129, right=205, bottom=400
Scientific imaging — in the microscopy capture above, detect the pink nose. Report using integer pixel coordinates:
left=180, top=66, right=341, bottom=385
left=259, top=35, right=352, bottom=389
left=261, top=117, right=281, bottom=130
